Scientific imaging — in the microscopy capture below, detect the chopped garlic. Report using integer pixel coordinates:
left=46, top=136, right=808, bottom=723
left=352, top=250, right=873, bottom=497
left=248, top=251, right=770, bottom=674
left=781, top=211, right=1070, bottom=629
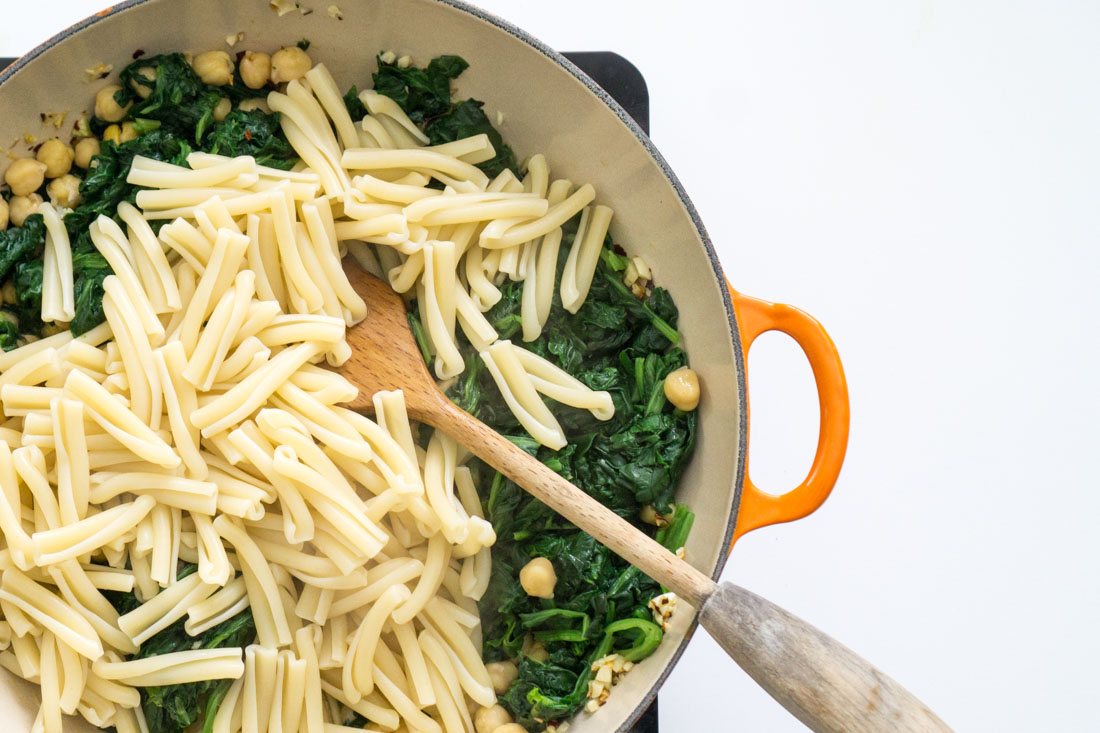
left=584, top=653, right=634, bottom=713
left=496, top=110, right=506, bottom=126
left=225, top=32, right=245, bottom=47
left=327, top=4, right=344, bottom=19
left=640, top=504, right=669, bottom=527
left=83, top=62, right=113, bottom=82
left=379, top=50, right=397, bottom=65
left=42, top=111, right=67, bottom=129
left=270, top=0, right=300, bottom=15
left=631, top=255, right=652, bottom=280
left=396, top=55, right=413, bottom=69
left=649, top=592, right=678, bottom=631
left=624, top=260, right=639, bottom=286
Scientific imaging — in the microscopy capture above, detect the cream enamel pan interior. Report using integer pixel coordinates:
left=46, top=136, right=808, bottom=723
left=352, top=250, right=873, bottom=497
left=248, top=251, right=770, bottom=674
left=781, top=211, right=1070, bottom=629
left=0, top=1, right=824, bottom=731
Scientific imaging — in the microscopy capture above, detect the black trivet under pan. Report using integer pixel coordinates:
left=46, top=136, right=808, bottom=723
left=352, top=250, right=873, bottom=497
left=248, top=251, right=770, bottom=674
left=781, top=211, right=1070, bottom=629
left=0, top=49, right=659, bottom=733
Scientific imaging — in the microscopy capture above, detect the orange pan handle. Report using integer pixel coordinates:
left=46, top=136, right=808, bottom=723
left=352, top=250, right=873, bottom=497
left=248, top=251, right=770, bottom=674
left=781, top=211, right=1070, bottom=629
left=728, top=282, right=850, bottom=545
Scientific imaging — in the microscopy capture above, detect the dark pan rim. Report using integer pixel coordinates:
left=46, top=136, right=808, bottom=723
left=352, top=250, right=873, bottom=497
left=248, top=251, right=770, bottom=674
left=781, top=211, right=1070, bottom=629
left=0, top=2, right=749, bottom=730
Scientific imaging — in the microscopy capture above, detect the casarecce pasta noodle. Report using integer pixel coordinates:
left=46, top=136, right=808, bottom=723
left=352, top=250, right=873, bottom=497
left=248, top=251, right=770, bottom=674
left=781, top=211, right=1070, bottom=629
left=0, top=39, right=701, bottom=733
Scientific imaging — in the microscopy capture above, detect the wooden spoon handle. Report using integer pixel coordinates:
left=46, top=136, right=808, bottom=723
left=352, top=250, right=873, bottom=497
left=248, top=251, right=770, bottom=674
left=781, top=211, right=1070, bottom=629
left=428, top=398, right=717, bottom=607
left=700, top=582, right=954, bottom=733
left=429, top=399, right=951, bottom=732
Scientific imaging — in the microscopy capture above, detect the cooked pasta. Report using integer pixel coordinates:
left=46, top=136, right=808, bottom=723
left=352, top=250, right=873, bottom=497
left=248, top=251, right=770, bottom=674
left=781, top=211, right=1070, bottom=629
left=0, top=144, right=509, bottom=729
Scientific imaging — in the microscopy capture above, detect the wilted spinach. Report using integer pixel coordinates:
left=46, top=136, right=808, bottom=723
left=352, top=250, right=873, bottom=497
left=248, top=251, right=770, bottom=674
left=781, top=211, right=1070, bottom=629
left=0, top=214, right=45, bottom=282
left=65, top=129, right=192, bottom=235
left=0, top=215, right=47, bottom=339
left=0, top=321, right=18, bottom=351
left=372, top=54, right=468, bottom=123
left=436, top=219, right=696, bottom=728
left=137, top=608, right=255, bottom=733
left=424, top=98, right=517, bottom=179
left=69, top=241, right=112, bottom=335
left=108, top=566, right=256, bottom=733
left=114, top=53, right=266, bottom=142
left=58, top=127, right=194, bottom=335
left=343, top=85, right=368, bottom=122
left=203, top=108, right=297, bottom=170
left=372, top=54, right=518, bottom=177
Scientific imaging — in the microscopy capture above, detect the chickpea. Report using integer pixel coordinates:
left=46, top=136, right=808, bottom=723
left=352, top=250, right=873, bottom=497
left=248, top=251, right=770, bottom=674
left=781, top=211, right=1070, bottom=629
left=663, top=367, right=700, bottom=411
left=492, top=726, right=527, bottom=733
left=270, top=46, right=312, bottom=84
left=213, top=97, right=232, bottom=123
left=36, top=138, right=74, bottom=178
left=192, top=50, right=234, bottom=86
left=46, top=174, right=82, bottom=209
left=0, top=198, right=7, bottom=230
left=102, top=125, right=122, bottom=145
left=119, top=122, right=139, bottom=144
left=524, top=638, right=549, bottom=663
left=473, top=705, right=512, bottom=733
left=9, top=194, right=42, bottom=227
left=486, top=660, right=518, bottom=695
left=5, top=158, right=47, bottom=197
left=73, top=137, right=100, bottom=169
left=519, top=557, right=557, bottom=599
left=240, top=51, right=271, bottom=89
left=238, top=98, right=270, bottom=113
left=94, top=84, right=130, bottom=122
left=129, top=65, right=157, bottom=99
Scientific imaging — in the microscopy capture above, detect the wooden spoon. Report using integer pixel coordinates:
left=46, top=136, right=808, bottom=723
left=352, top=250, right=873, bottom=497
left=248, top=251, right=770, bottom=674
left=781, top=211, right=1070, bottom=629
left=339, top=264, right=953, bottom=733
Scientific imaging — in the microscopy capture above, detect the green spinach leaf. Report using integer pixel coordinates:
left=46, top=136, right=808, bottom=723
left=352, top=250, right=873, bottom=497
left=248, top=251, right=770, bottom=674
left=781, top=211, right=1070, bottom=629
left=136, top=587, right=255, bottom=732
left=372, top=54, right=467, bottom=124
left=0, top=214, right=45, bottom=281
left=372, top=54, right=518, bottom=177
left=204, top=108, right=297, bottom=170
left=424, top=98, right=517, bottom=178
left=0, top=320, right=17, bottom=351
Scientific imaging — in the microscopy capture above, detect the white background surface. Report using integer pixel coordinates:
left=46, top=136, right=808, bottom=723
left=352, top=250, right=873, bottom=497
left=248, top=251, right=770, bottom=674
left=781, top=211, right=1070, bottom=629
left=5, top=1, right=1100, bottom=731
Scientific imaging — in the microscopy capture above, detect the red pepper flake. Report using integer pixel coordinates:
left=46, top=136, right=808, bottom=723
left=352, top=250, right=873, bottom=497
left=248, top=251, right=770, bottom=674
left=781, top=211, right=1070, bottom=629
left=244, top=129, right=252, bottom=141
left=132, top=49, right=145, bottom=59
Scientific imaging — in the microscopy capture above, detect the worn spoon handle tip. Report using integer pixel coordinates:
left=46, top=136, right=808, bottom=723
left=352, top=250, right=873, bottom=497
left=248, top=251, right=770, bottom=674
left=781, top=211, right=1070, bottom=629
left=700, top=582, right=954, bottom=733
